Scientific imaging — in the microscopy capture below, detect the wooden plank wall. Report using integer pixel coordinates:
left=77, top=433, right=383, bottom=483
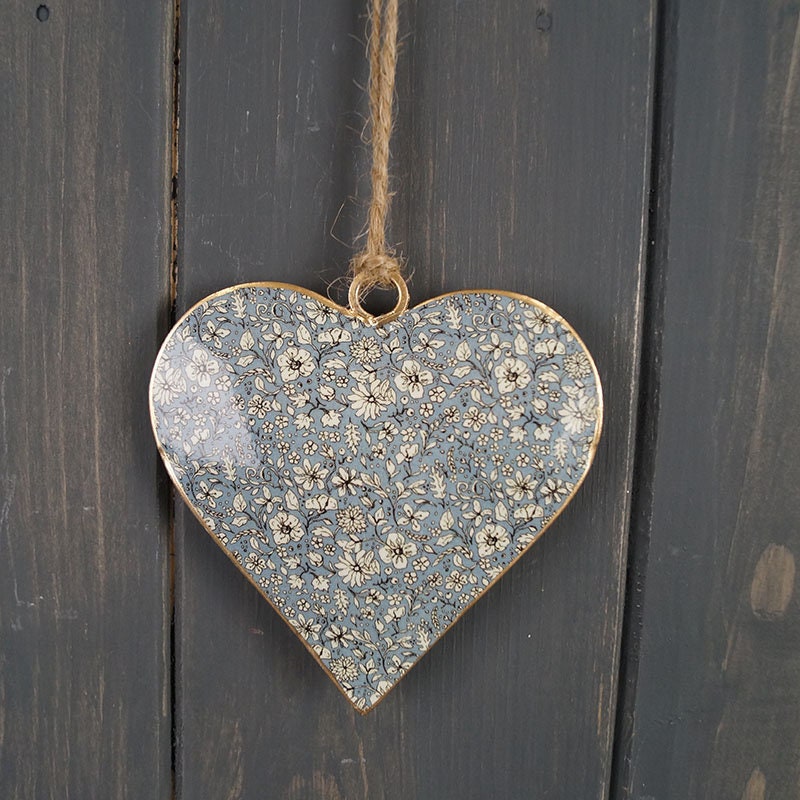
left=0, top=1, right=173, bottom=797
left=616, top=2, right=800, bottom=798
left=1, top=1, right=799, bottom=799
left=175, top=2, right=653, bottom=798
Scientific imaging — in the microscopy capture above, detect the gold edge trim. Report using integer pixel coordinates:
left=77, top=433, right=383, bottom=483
left=148, top=281, right=605, bottom=714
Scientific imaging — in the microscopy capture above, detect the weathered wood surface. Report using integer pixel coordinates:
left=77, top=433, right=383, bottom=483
left=176, top=2, right=654, bottom=798
left=4, top=1, right=799, bottom=798
left=0, top=2, right=173, bottom=798
left=618, top=2, right=800, bottom=798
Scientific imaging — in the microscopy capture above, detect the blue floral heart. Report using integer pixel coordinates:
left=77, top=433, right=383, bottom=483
left=150, top=283, right=602, bottom=711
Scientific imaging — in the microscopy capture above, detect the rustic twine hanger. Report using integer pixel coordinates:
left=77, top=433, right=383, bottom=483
left=347, top=0, right=409, bottom=325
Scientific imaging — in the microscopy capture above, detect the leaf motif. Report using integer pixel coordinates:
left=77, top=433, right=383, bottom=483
left=296, top=324, right=312, bottom=345
left=431, top=471, right=447, bottom=500
left=240, top=329, right=255, bottom=350
left=554, top=437, right=569, bottom=465
left=231, top=292, right=247, bottom=319
left=285, top=490, right=300, bottom=511
left=334, top=588, right=349, bottom=613
left=455, top=340, right=471, bottom=361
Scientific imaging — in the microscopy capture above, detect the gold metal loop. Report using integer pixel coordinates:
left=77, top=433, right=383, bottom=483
left=348, top=273, right=409, bottom=327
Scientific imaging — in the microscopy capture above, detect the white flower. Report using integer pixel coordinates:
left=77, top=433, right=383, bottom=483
left=262, top=321, right=290, bottom=350
left=526, top=307, right=554, bottom=334
left=475, top=523, right=511, bottom=557
left=395, top=443, right=419, bottom=463
left=429, top=385, right=447, bottom=403
left=269, top=511, right=304, bottom=544
left=541, top=478, right=570, bottom=505
left=331, top=467, right=359, bottom=496
left=277, top=346, right=315, bottom=382
left=306, top=301, right=337, bottom=325
left=463, top=499, right=492, bottom=527
left=463, top=407, right=487, bottom=431
left=557, top=393, right=597, bottom=434
left=200, top=320, right=231, bottom=347
left=413, top=331, right=445, bottom=358
left=196, top=480, right=222, bottom=508
left=324, top=624, right=354, bottom=648
left=312, top=643, right=332, bottom=661
left=446, top=571, right=468, bottom=591
left=244, top=552, right=267, bottom=574
left=397, top=503, right=429, bottom=532
left=384, top=604, right=406, bottom=623
left=350, top=337, right=382, bottom=364
left=334, top=550, right=379, bottom=587
left=247, top=394, right=270, bottom=419
left=185, top=349, right=220, bottom=387
left=336, top=506, right=366, bottom=535
left=292, top=613, right=321, bottom=640
left=377, top=421, right=399, bottom=440
left=293, top=459, right=328, bottom=491
left=329, top=655, right=359, bottom=682
left=348, top=378, right=395, bottom=420
left=394, top=359, right=434, bottom=398
left=495, top=357, right=532, bottom=394
left=152, top=367, right=186, bottom=405
left=378, top=532, right=418, bottom=569
left=479, top=332, right=506, bottom=360
left=506, top=471, right=538, bottom=501
left=563, top=351, right=592, bottom=379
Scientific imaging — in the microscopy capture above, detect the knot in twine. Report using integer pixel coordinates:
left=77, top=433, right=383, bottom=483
left=349, top=0, right=404, bottom=293
left=350, top=251, right=403, bottom=289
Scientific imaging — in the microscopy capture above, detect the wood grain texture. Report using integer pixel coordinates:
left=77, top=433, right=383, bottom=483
left=176, top=2, right=654, bottom=798
left=621, top=2, right=800, bottom=798
left=0, top=2, right=173, bottom=797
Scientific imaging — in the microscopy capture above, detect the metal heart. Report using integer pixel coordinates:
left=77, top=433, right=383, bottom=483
left=149, top=283, right=602, bottom=712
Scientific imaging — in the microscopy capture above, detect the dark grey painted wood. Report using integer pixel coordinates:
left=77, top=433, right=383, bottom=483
left=176, top=2, right=654, bottom=798
left=0, top=2, right=173, bottom=798
left=620, top=2, right=800, bottom=798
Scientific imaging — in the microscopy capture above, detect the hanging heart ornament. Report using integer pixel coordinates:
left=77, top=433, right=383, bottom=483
left=150, top=280, right=602, bottom=711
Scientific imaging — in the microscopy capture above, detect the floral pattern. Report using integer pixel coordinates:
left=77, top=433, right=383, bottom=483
left=149, top=283, right=602, bottom=710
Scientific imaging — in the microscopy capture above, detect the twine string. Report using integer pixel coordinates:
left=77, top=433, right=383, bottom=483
left=349, top=0, right=402, bottom=291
